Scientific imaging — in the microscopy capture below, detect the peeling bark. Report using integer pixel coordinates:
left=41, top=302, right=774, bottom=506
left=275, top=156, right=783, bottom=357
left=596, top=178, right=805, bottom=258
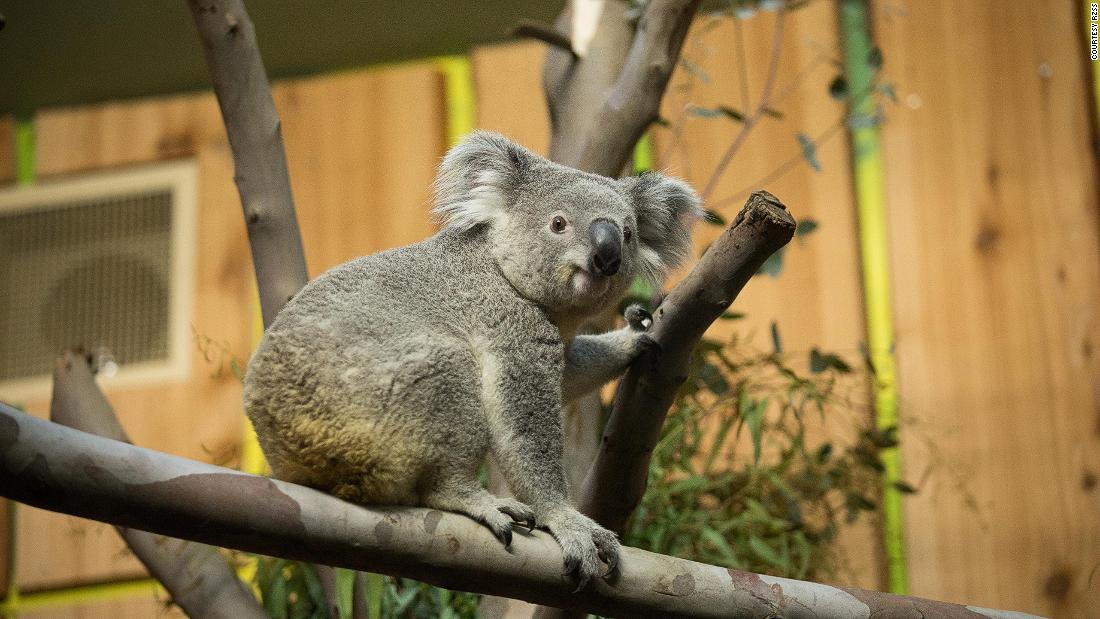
left=49, top=351, right=265, bottom=619
left=0, top=405, right=1041, bottom=619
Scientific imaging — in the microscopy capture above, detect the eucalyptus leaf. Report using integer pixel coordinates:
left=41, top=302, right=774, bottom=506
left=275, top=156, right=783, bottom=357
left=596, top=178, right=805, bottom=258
left=795, top=219, right=819, bottom=237
left=700, top=527, right=740, bottom=565
left=704, top=209, right=727, bottom=226
left=748, top=536, right=783, bottom=568
left=743, top=396, right=767, bottom=465
left=757, top=247, right=785, bottom=277
left=868, top=46, right=884, bottom=70
left=809, top=348, right=852, bottom=374
left=797, top=133, right=822, bottom=172
left=893, top=481, right=918, bottom=494
left=828, top=75, right=848, bottom=100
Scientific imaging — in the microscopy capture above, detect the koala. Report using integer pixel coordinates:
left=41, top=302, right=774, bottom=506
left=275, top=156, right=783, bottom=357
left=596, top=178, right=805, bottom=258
left=243, top=131, right=701, bottom=588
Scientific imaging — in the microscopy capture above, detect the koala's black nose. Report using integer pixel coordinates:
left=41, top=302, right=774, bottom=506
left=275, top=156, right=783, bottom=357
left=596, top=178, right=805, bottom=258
left=589, top=218, right=622, bottom=277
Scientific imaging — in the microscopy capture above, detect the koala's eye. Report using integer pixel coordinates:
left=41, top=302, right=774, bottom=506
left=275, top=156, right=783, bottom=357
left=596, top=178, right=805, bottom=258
left=623, top=227, right=633, bottom=243
left=550, top=215, right=568, bottom=234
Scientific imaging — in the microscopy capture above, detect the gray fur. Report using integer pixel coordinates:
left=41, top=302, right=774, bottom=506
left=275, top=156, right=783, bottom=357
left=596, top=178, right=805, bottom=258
left=244, top=131, right=700, bottom=588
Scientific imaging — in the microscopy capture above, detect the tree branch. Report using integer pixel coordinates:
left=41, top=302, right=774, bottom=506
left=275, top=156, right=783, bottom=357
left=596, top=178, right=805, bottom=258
left=579, top=191, right=797, bottom=533
left=572, top=0, right=703, bottom=177
left=185, top=0, right=309, bottom=326
left=49, top=351, right=265, bottom=619
left=0, top=405, right=1038, bottom=619
left=511, top=20, right=578, bottom=57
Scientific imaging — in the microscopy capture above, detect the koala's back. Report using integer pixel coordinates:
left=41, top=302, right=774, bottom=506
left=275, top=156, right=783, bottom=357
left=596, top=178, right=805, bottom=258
left=244, top=227, right=525, bottom=504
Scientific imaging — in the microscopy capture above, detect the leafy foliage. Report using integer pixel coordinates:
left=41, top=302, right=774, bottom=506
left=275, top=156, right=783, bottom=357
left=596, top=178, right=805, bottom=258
left=622, top=334, right=895, bottom=581
left=248, top=561, right=480, bottom=619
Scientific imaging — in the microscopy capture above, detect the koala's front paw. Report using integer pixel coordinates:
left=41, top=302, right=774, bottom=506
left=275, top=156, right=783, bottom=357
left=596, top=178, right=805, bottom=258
left=543, top=509, right=621, bottom=591
left=624, top=304, right=653, bottom=331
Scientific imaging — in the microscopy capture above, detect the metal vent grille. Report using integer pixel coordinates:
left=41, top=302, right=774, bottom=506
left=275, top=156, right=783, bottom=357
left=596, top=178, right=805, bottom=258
left=0, top=161, right=196, bottom=395
left=0, top=192, right=172, bottom=380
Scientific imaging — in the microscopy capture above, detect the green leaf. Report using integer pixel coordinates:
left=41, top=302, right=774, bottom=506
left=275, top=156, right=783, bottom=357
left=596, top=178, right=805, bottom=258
left=264, top=567, right=290, bottom=619
left=300, top=564, right=328, bottom=613
left=878, top=82, right=898, bottom=103
left=846, top=492, right=877, bottom=512
left=816, top=442, right=833, bottom=462
left=366, top=573, right=384, bottom=619
left=828, top=75, right=848, bottom=100
left=653, top=116, right=671, bottom=128
left=700, top=527, right=739, bottom=565
left=680, top=59, right=711, bottom=83
left=770, top=321, right=782, bottom=354
left=687, top=105, right=745, bottom=123
left=795, top=219, right=819, bottom=237
left=718, top=106, right=746, bottom=122
left=797, top=133, right=822, bottom=172
left=687, top=105, right=723, bottom=118
left=698, top=362, right=731, bottom=395
left=866, top=425, right=899, bottom=449
left=666, top=475, right=709, bottom=495
left=757, top=247, right=785, bottom=277
left=743, top=396, right=767, bottom=465
left=704, top=411, right=739, bottom=472
left=809, top=349, right=852, bottom=374
left=868, top=46, right=884, bottom=70
left=748, top=535, right=784, bottom=568
left=719, top=311, right=744, bottom=320
left=762, top=106, right=784, bottom=119
left=893, top=481, right=918, bottom=494
left=335, top=568, right=355, bottom=619
left=704, top=209, right=726, bottom=226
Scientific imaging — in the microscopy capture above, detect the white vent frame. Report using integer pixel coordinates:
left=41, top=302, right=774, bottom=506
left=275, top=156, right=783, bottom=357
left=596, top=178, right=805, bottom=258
left=0, top=159, right=198, bottom=400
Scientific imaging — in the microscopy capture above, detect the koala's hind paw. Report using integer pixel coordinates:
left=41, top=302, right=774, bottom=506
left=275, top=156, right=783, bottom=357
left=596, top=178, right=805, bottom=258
left=624, top=304, right=653, bottom=331
left=495, top=497, right=537, bottom=531
left=477, top=497, right=537, bottom=549
left=426, top=491, right=535, bottom=550
left=544, top=510, right=622, bottom=591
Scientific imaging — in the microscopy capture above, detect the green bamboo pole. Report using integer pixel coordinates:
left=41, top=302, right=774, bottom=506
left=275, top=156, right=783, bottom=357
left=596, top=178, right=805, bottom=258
left=14, top=115, right=34, bottom=186
left=838, top=0, right=908, bottom=595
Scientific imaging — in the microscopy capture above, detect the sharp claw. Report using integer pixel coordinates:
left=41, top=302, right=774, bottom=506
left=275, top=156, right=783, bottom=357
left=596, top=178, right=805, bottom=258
left=603, top=553, right=618, bottom=577
left=526, top=515, right=537, bottom=530
left=502, top=526, right=513, bottom=549
left=572, top=574, right=591, bottom=593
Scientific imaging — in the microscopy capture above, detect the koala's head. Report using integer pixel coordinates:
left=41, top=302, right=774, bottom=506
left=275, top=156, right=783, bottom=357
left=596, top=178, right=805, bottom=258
left=434, top=131, right=702, bottom=315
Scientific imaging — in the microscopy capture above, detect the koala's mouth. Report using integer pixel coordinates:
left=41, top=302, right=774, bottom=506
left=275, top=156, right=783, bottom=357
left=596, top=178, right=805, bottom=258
left=571, top=267, right=611, bottom=297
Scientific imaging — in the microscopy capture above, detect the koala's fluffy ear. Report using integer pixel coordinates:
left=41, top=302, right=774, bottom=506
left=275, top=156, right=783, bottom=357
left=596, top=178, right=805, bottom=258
left=623, top=172, right=704, bottom=282
left=433, top=131, right=537, bottom=232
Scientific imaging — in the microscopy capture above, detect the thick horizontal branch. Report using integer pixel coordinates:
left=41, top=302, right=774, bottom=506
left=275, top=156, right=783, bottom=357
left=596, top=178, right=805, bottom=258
left=49, top=352, right=265, bottom=619
left=579, top=191, right=797, bottom=534
left=0, top=405, right=1038, bottom=619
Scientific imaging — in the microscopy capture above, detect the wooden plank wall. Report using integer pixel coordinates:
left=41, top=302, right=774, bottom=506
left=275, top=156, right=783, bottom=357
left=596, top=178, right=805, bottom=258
left=0, top=61, right=444, bottom=617
left=2, top=1, right=1099, bottom=617
left=875, top=1, right=1100, bottom=617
